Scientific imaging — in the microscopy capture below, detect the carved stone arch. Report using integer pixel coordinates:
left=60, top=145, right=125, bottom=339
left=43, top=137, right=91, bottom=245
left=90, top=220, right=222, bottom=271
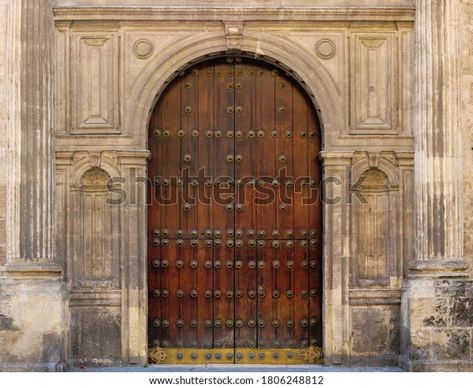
left=357, top=168, right=390, bottom=190
left=80, top=167, right=111, bottom=190
left=351, top=153, right=399, bottom=189
left=126, top=32, right=341, bottom=149
left=69, top=153, right=121, bottom=188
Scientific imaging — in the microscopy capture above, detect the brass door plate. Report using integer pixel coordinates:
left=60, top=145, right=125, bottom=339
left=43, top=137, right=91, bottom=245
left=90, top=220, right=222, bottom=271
left=148, top=347, right=323, bottom=365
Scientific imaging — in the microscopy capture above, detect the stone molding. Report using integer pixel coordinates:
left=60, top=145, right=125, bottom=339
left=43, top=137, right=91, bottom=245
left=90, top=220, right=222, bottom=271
left=52, top=6, right=415, bottom=22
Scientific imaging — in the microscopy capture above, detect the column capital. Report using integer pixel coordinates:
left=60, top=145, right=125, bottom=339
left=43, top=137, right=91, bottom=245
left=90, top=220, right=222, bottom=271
left=319, top=151, right=353, bottom=168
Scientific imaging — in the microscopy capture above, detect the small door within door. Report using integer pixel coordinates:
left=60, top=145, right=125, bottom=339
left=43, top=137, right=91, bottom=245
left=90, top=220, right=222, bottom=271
left=147, top=57, right=322, bottom=364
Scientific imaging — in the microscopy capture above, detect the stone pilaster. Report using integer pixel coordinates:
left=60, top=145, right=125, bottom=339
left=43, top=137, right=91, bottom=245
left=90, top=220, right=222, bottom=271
left=4, top=0, right=58, bottom=273
left=320, top=151, right=353, bottom=365
left=411, top=0, right=468, bottom=277
left=401, top=0, right=473, bottom=371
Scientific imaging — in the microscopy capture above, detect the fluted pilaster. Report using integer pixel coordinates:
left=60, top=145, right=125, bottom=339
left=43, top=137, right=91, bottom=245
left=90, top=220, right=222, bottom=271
left=5, top=0, right=57, bottom=271
left=412, top=0, right=468, bottom=276
left=5, top=0, right=22, bottom=262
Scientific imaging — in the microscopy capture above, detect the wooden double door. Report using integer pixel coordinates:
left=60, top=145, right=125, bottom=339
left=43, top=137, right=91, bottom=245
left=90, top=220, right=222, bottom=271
left=147, top=57, right=322, bottom=364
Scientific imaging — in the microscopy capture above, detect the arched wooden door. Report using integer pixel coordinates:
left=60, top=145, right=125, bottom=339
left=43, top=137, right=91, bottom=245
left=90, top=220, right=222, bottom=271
left=147, top=57, right=322, bottom=364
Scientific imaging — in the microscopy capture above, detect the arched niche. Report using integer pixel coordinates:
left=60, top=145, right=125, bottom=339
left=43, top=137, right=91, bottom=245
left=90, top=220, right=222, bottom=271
left=70, top=167, right=120, bottom=290
left=351, top=167, right=399, bottom=286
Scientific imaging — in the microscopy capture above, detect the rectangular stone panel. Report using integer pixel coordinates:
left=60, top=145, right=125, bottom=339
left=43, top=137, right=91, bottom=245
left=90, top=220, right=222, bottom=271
left=350, top=33, right=399, bottom=134
left=70, top=32, right=120, bottom=134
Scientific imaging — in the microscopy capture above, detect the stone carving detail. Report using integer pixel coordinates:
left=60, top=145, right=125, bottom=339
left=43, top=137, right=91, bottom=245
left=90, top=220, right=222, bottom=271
left=81, top=167, right=109, bottom=188
left=315, top=39, right=336, bottom=60
left=70, top=33, right=119, bottom=134
left=224, top=21, right=244, bottom=50
left=350, top=35, right=398, bottom=133
left=358, top=168, right=389, bottom=187
left=133, top=39, right=154, bottom=59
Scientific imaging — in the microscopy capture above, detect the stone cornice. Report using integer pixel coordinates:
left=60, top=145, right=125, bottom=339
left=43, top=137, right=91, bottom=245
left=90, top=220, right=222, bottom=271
left=53, top=6, right=415, bottom=22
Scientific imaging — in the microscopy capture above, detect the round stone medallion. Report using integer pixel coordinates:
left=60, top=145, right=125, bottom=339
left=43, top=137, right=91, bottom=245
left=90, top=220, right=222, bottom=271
left=133, top=39, right=154, bottom=59
left=315, top=38, right=336, bottom=60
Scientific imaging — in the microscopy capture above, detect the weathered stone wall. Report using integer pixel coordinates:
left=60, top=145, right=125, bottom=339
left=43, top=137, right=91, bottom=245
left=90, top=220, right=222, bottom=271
left=402, top=279, right=473, bottom=371
left=0, top=278, right=66, bottom=371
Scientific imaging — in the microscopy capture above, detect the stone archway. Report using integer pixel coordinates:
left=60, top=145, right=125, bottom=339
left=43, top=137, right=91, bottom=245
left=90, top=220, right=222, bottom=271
left=124, top=35, right=345, bottom=366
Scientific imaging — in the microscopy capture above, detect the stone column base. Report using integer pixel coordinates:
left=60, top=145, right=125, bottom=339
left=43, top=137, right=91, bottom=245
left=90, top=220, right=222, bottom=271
left=401, top=277, right=473, bottom=371
left=0, top=273, right=66, bottom=371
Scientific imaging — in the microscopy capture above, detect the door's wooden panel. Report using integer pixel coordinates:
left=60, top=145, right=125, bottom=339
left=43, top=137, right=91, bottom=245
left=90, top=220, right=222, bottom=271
left=274, top=70, right=294, bottom=235
left=197, top=63, right=215, bottom=233
left=309, top=242, right=323, bottom=348
left=161, top=81, right=181, bottom=235
left=213, top=62, right=235, bottom=236
left=277, top=243, right=295, bottom=348
left=160, top=243, right=180, bottom=348
left=256, top=242, right=276, bottom=348
left=293, top=241, right=310, bottom=348
left=292, top=86, right=310, bottom=238
left=148, top=57, right=322, bottom=364
left=254, top=66, right=276, bottom=237
left=212, top=62, right=236, bottom=351
left=196, top=242, right=213, bottom=348
left=234, top=60, right=258, bottom=350
left=234, top=236, right=257, bottom=348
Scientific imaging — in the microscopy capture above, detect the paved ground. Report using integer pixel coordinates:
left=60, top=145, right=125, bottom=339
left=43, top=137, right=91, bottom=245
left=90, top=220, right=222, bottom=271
left=73, top=364, right=402, bottom=372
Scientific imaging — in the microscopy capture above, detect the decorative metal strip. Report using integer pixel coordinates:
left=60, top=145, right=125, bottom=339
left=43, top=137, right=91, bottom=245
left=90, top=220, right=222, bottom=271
left=148, top=347, right=323, bottom=365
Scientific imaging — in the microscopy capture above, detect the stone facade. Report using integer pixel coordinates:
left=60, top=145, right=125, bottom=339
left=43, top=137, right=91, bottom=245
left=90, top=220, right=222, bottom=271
left=0, top=0, right=472, bottom=371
